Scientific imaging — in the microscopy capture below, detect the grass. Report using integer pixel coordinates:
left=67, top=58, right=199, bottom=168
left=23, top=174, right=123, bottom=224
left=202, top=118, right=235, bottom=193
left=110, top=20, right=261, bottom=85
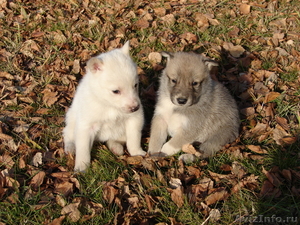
left=1, top=0, right=300, bottom=224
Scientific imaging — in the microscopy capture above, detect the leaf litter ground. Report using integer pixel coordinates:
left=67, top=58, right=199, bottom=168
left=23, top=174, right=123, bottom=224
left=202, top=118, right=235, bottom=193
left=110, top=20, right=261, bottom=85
left=0, top=0, right=300, bottom=224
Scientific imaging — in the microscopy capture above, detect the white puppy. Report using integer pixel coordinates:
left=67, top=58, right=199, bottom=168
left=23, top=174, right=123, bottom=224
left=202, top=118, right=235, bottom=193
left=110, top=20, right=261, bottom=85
left=63, top=41, right=146, bottom=172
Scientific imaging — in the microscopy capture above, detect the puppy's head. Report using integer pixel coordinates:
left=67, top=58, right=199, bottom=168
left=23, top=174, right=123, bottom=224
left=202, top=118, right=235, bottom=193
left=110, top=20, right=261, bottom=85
left=86, top=41, right=141, bottom=114
left=161, top=51, right=218, bottom=107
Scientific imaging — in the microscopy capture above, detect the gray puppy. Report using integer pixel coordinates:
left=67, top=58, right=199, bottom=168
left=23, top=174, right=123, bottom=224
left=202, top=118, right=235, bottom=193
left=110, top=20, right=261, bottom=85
left=148, top=52, right=240, bottom=161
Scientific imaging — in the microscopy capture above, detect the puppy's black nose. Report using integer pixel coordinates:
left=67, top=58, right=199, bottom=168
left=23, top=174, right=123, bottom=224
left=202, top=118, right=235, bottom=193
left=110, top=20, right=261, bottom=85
left=177, top=98, right=187, bottom=105
left=130, top=104, right=140, bottom=112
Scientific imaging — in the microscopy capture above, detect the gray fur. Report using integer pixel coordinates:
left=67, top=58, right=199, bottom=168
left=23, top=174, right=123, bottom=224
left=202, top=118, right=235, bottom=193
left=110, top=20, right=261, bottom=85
left=148, top=52, right=240, bottom=159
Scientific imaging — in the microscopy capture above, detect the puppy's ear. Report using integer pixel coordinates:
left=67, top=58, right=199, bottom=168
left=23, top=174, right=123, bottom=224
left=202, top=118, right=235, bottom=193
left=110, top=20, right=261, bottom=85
left=121, top=41, right=130, bottom=55
left=203, top=58, right=218, bottom=71
left=86, top=57, right=103, bottom=74
left=161, top=51, right=174, bottom=62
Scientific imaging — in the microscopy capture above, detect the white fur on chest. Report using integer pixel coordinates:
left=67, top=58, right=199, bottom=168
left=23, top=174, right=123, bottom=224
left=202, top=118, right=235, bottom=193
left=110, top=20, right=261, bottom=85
left=155, top=98, right=188, bottom=137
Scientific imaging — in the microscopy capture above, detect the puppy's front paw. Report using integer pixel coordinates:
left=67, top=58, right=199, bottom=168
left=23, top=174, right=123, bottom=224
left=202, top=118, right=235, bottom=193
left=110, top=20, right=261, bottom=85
left=161, top=142, right=180, bottom=156
left=74, top=162, right=90, bottom=173
left=130, top=149, right=147, bottom=157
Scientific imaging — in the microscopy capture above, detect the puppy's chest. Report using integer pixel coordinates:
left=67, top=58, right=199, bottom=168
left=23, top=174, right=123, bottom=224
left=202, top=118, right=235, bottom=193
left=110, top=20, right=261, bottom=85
left=156, top=100, right=188, bottom=136
left=91, top=112, right=127, bottom=141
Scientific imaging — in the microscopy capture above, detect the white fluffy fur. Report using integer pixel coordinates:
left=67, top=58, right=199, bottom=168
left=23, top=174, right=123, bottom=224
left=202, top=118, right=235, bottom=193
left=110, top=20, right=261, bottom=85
left=63, top=41, right=146, bottom=172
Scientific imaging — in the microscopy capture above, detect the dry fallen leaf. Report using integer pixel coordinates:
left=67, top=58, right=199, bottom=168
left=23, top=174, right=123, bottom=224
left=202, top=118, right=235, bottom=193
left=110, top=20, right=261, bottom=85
left=170, top=187, right=184, bottom=207
left=182, top=143, right=197, bottom=154
left=48, top=215, right=66, bottom=225
left=223, top=42, right=245, bottom=58
left=30, top=171, right=46, bottom=191
left=240, top=4, right=251, bottom=15
left=61, top=202, right=81, bottom=222
left=205, top=188, right=229, bottom=205
left=41, top=88, right=59, bottom=107
left=247, top=145, right=268, bottom=154
left=148, top=52, right=162, bottom=64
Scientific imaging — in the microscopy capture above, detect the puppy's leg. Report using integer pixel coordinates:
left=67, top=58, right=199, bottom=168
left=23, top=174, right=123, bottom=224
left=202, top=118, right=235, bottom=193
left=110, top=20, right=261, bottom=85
left=200, top=140, right=222, bottom=158
left=63, top=112, right=76, bottom=154
left=148, top=114, right=168, bottom=155
left=106, top=140, right=124, bottom=156
left=160, top=130, right=196, bottom=156
left=125, top=116, right=146, bottom=156
left=200, top=128, right=236, bottom=158
left=74, top=125, right=95, bottom=172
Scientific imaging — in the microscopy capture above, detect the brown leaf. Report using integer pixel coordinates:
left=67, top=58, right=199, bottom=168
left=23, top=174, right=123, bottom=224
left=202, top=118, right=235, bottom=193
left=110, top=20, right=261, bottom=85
left=240, top=4, right=251, bottom=15
left=247, top=145, right=268, bottom=154
left=170, top=187, right=184, bottom=207
left=54, top=180, right=74, bottom=196
left=205, top=188, right=229, bottom=205
left=208, top=209, right=221, bottom=222
left=264, top=92, right=280, bottom=103
left=262, top=167, right=283, bottom=187
left=223, top=42, right=245, bottom=58
left=240, top=107, right=255, bottom=116
left=260, top=180, right=281, bottom=197
left=204, top=14, right=220, bottom=26
left=276, top=116, right=289, bottom=131
left=61, top=202, right=81, bottom=222
left=56, top=195, right=67, bottom=207
left=41, top=88, right=59, bottom=107
left=5, top=176, right=20, bottom=190
left=194, top=13, right=209, bottom=31
left=161, top=14, right=176, bottom=26
left=232, top=174, right=258, bottom=193
left=72, top=59, right=81, bottom=74
left=126, top=155, right=143, bottom=165
left=231, top=161, right=247, bottom=179
left=281, top=169, right=292, bottom=181
left=154, top=7, right=166, bottom=17
left=186, top=166, right=202, bottom=178
left=179, top=32, right=198, bottom=43
left=48, top=216, right=66, bottom=225
left=103, top=183, right=118, bottom=204
left=220, top=164, right=232, bottom=172
left=148, top=52, right=162, bottom=64
left=249, top=122, right=268, bottom=136
left=0, top=71, right=14, bottom=79
left=30, top=171, right=46, bottom=191
left=128, top=196, right=139, bottom=208
left=272, top=124, right=291, bottom=145
left=135, top=18, right=149, bottom=28
left=281, top=136, right=297, bottom=145
left=182, top=143, right=197, bottom=154
left=51, top=172, right=72, bottom=178
left=0, top=153, right=14, bottom=169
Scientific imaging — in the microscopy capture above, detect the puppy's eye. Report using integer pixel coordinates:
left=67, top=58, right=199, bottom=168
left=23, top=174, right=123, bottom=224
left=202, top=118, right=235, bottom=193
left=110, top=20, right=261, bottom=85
left=171, top=79, right=177, bottom=84
left=134, top=83, right=138, bottom=88
left=192, top=81, right=199, bottom=86
left=112, top=90, right=120, bottom=94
